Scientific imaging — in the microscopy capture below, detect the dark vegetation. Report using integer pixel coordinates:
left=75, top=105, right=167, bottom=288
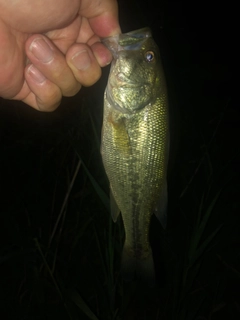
left=0, top=0, right=238, bottom=319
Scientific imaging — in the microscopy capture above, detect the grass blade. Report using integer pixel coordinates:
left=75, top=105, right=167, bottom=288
left=75, top=151, right=110, bottom=212
left=188, top=189, right=222, bottom=262
left=69, top=289, right=99, bottom=320
left=191, top=224, right=223, bottom=265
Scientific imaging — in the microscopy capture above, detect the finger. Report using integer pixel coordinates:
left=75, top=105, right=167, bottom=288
left=25, top=34, right=81, bottom=97
left=18, top=64, right=62, bottom=111
left=73, top=25, right=113, bottom=67
left=91, top=41, right=113, bottom=67
left=66, top=43, right=102, bottom=87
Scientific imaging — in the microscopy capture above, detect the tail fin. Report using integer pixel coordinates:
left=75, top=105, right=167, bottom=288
left=121, top=243, right=155, bottom=287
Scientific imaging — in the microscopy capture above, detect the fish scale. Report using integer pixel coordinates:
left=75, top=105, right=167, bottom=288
left=101, top=28, right=169, bottom=286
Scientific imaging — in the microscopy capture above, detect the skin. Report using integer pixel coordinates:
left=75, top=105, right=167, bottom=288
left=0, top=0, right=121, bottom=111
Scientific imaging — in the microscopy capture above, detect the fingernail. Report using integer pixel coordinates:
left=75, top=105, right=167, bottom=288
left=30, top=37, right=53, bottom=63
left=72, top=50, right=91, bottom=70
left=27, top=65, right=46, bottom=83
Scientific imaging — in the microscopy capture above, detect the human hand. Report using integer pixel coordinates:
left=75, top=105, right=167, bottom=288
left=0, top=0, right=120, bottom=111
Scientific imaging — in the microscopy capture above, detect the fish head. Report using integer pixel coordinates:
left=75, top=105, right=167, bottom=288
left=102, top=28, right=163, bottom=114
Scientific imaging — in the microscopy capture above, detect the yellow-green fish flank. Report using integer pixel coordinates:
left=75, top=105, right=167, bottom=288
left=101, top=28, right=169, bottom=285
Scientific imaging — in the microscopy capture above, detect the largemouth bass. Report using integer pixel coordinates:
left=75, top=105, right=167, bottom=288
left=101, top=28, right=169, bottom=286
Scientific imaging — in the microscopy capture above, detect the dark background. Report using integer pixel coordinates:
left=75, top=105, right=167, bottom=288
left=0, top=0, right=239, bottom=319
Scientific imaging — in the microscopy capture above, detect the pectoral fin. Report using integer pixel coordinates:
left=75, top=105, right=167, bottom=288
left=110, top=189, right=120, bottom=222
left=108, top=111, right=131, bottom=156
left=154, top=181, right=168, bottom=229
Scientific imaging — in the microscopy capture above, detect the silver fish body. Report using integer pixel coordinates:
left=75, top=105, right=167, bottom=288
left=101, top=28, right=169, bottom=285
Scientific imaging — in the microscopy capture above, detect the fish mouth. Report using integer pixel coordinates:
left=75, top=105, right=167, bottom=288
left=110, top=81, right=146, bottom=91
left=118, top=82, right=142, bottom=88
left=116, top=73, right=142, bottom=86
left=111, top=73, right=148, bottom=88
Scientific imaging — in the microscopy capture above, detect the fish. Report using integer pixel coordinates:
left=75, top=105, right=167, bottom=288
left=101, top=28, right=169, bottom=286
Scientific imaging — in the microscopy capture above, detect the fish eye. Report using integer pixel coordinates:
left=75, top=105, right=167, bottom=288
left=145, top=51, right=155, bottom=62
